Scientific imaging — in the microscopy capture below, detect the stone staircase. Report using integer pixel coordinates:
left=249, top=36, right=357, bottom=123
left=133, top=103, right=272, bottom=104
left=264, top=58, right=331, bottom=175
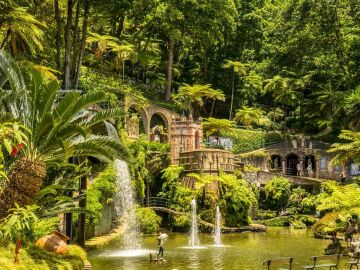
left=83, top=261, right=91, bottom=270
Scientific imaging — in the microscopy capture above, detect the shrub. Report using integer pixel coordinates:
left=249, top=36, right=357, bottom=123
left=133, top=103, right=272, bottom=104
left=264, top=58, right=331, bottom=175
left=219, top=174, right=257, bottom=226
left=313, top=212, right=342, bottom=237
left=199, top=209, right=215, bottom=223
left=263, top=177, right=291, bottom=211
left=254, top=209, right=277, bottom=220
left=33, top=217, right=60, bottom=240
left=287, top=187, right=311, bottom=214
left=136, top=208, right=162, bottom=234
left=0, top=204, right=59, bottom=244
left=172, top=215, right=190, bottom=232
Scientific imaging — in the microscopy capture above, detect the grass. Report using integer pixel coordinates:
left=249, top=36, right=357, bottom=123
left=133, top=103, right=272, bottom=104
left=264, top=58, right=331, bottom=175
left=0, top=244, right=87, bottom=270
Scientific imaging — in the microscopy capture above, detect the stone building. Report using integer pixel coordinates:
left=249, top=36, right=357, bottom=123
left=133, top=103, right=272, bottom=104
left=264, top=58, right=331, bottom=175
left=170, top=114, right=203, bottom=164
left=239, top=136, right=358, bottom=181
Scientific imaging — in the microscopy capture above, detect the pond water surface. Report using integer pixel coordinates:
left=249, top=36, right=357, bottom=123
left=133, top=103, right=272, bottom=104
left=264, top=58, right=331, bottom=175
left=89, top=227, right=350, bottom=270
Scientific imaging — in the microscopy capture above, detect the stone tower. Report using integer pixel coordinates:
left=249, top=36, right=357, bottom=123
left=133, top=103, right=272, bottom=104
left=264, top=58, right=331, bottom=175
left=170, top=114, right=203, bottom=164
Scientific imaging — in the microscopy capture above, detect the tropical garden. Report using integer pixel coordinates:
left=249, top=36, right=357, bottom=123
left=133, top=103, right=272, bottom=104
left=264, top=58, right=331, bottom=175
left=1, top=0, right=360, bottom=269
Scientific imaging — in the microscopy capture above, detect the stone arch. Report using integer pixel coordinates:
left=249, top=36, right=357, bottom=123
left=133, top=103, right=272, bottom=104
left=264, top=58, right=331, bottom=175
left=126, top=105, right=149, bottom=139
left=286, top=153, right=299, bottom=176
left=270, top=154, right=282, bottom=170
left=149, top=112, right=169, bottom=142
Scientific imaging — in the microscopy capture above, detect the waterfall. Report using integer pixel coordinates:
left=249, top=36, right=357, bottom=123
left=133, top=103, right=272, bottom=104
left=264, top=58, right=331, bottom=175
left=214, top=206, right=222, bottom=246
left=188, top=199, right=200, bottom=247
left=114, top=159, right=141, bottom=249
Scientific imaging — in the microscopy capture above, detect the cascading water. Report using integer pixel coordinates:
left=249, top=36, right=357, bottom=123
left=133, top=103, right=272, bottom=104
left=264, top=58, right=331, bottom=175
left=214, top=206, right=222, bottom=246
left=188, top=199, right=200, bottom=247
left=114, top=159, right=141, bottom=250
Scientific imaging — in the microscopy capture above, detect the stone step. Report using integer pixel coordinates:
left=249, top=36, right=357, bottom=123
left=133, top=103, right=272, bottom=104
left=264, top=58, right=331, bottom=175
left=83, top=261, right=92, bottom=270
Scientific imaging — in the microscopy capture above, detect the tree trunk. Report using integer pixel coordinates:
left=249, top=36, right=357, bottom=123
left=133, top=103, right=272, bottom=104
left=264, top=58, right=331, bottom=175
left=74, top=0, right=89, bottom=89
left=0, top=28, right=11, bottom=49
left=70, top=0, right=81, bottom=85
left=116, top=15, right=125, bottom=38
left=229, top=71, right=235, bottom=120
left=65, top=212, right=73, bottom=243
left=77, top=173, right=87, bottom=247
left=333, top=0, right=347, bottom=75
left=54, top=0, right=62, bottom=70
left=210, top=99, right=216, bottom=117
left=64, top=0, right=73, bottom=90
left=203, top=48, right=208, bottom=82
left=165, top=39, right=174, bottom=101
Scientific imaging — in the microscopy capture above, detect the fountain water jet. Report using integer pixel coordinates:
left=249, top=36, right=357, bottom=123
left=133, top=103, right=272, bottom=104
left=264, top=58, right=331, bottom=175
left=114, top=159, right=141, bottom=250
left=188, top=199, right=200, bottom=247
left=214, top=206, right=222, bottom=246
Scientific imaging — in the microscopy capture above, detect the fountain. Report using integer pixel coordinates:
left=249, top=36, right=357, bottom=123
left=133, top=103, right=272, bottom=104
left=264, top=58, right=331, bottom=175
left=188, top=199, right=200, bottom=247
left=114, top=159, right=141, bottom=250
left=214, top=206, right=222, bottom=246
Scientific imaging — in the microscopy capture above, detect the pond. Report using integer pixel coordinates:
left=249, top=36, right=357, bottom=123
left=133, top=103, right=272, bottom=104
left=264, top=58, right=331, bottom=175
left=88, top=227, right=349, bottom=270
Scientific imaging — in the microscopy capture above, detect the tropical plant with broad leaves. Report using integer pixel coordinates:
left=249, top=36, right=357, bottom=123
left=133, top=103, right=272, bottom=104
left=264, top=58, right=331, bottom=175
left=172, top=84, right=225, bottom=117
left=202, top=118, right=237, bottom=137
left=0, top=122, right=28, bottom=192
left=0, top=51, right=128, bottom=216
left=0, top=0, right=45, bottom=56
left=329, top=130, right=360, bottom=164
left=345, top=86, right=360, bottom=131
left=0, top=203, right=39, bottom=241
left=234, top=106, right=271, bottom=128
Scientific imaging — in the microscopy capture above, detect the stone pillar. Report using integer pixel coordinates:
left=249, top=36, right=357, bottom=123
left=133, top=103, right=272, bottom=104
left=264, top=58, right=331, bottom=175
left=282, top=159, right=286, bottom=175
left=315, top=159, right=320, bottom=178
left=299, top=159, right=304, bottom=176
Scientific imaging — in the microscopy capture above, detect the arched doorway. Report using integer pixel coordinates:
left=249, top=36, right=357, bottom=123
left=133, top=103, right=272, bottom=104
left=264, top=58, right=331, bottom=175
left=286, top=153, right=299, bottom=176
left=150, top=113, right=169, bottom=143
left=304, top=155, right=316, bottom=177
left=270, top=154, right=282, bottom=171
left=126, top=107, right=147, bottom=139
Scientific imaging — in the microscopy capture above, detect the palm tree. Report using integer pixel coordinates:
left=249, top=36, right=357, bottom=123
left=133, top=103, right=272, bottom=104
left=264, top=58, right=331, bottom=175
left=0, top=51, right=128, bottom=217
left=202, top=118, right=236, bottom=137
left=172, top=84, right=225, bottom=118
left=86, top=32, right=135, bottom=80
left=223, top=60, right=247, bottom=119
left=264, top=75, right=300, bottom=106
left=0, top=1, right=44, bottom=56
left=234, top=106, right=270, bottom=128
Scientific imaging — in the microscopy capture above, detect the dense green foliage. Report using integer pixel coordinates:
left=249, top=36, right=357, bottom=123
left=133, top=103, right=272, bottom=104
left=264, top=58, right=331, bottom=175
left=87, top=166, right=116, bottom=235
left=136, top=208, right=162, bottom=234
left=263, top=177, right=292, bottom=212
left=1, top=0, right=360, bottom=134
left=0, top=204, right=59, bottom=244
left=2, top=0, right=360, bottom=259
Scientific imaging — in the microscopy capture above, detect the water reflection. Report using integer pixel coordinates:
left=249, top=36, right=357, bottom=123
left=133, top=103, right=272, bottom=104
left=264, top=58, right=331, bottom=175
left=211, top=247, right=224, bottom=270
left=188, top=249, right=200, bottom=270
left=89, top=228, right=349, bottom=270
